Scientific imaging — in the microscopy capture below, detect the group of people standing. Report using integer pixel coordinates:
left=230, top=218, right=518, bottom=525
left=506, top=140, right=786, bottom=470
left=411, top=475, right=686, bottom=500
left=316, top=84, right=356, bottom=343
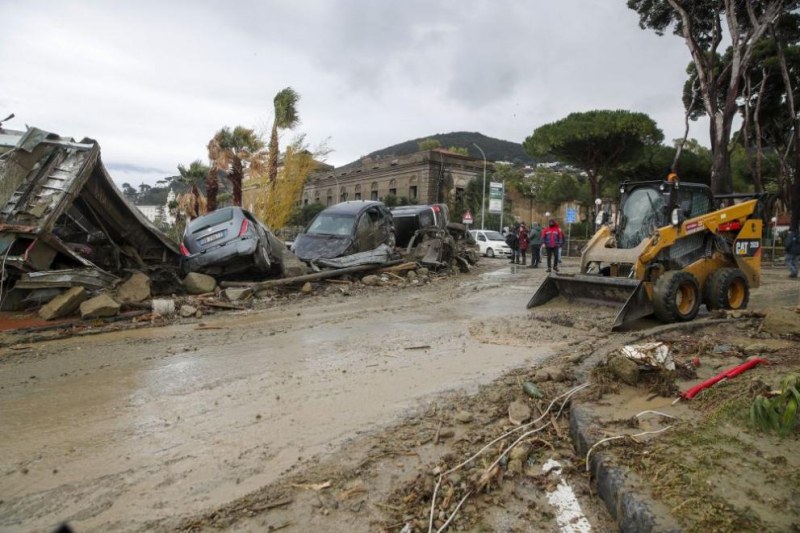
left=504, top=219, right=565, bottom=272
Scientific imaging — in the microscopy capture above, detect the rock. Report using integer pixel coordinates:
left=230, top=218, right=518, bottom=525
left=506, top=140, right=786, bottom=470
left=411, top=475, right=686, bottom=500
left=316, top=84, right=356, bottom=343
left=508, top=400, right=532, bottom=425
left=544, top=366, right=565, bottom=382
left=712, top=344, right=733, bottom=354
left=454, top=411, right=473, bottom=424
left=509, top=443, right=532, bottom=462
left=280, top=251, right=309, bottom=278
left=222, top=288, right=253, bottom=301
left=406, top=270, right=418, bottom=280
left=743, top=343, right=770, bottom=355
left=607, top=355, right=640, bottom=385
left=532, top=369, right=551, bottom=383
left=179, top=304, right=198, bottom=318
left=80, top=293, right=121, bottom=319
left=115, top=271, right=151, bottom=302
left=418, top=267, right=429, bottom=275
left=761, top=308, right=800, bottom=336
left=301, top=282, right=313, bottom=294
left=38, top=287, right=87, bottom=320
left=507, top=458, right=524, bottom=474
left=184, top=272, right=217, bottom=294
left=361, top=275, right=380, bottom=286
left=152, top=299, right=175, bottom=315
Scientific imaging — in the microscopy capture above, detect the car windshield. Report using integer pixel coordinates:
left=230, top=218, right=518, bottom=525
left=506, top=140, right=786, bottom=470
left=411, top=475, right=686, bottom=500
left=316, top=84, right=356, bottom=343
left=618, top=187, right=667, bottom=249
left=484, top=231, right=504, bottom=241
left=307, top=213, right=356, bottom=236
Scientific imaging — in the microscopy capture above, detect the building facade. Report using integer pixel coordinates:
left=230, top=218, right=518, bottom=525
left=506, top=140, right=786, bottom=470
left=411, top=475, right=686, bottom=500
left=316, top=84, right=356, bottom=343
left=301, top=149, right=489, bottom=208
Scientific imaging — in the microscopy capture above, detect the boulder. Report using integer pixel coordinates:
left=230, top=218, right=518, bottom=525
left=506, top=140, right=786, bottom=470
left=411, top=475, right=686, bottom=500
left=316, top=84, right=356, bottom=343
left=361, top=275, right=380, bottom=286
left=301, top=282, right=313, bottom=294
left=406, top=270, right=418, bottom=280
left=179, top=304, right=198, bottom=318
left=280, top=252, right=309, bottom=278
left=508, top=400, right=532, bottom=425
left=222, top=287, right=253, bottom=301
left=80, top=294, right=121, bottom=319
left=115, top=271, right=151, bottom=302
left=38, top=287, right=88, bottom=320
left=761, top=308, right=800, bottom=336
left=184, top=272, right=217, bottom=295
left=607, top=355, right=640, bottom=385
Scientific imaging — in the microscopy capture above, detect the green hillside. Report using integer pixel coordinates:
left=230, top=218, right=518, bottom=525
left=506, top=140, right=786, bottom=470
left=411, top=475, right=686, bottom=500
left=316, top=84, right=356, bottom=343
left=367, top=131, right=537, bottom=164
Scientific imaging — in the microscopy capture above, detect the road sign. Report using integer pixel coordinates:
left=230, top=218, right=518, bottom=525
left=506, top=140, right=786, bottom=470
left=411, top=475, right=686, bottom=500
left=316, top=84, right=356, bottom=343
left=565, top=207, right=577, bottom=224
left=462, top=210, right=473, bottom=225
left=489, top=181, right=504, bottom=214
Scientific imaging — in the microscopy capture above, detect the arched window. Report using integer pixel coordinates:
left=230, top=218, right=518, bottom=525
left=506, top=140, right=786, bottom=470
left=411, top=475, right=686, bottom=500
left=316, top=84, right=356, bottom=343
left=388, top=178, right=397, bottom=197
left=371, top=182, right=378, bottom=201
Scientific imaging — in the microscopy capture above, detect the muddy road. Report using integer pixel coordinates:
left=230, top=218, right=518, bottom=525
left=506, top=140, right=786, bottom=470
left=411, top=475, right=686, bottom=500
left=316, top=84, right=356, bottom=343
left=1, top=261, right=571, bottom=531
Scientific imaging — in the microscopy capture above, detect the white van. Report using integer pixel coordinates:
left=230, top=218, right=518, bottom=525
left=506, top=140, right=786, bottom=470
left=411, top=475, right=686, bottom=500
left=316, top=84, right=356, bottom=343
left=469, top=229, right=512, bottom=258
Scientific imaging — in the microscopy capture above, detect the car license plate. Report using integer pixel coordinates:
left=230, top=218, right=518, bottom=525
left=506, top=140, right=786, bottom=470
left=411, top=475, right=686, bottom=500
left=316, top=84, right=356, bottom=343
left=200, top=230, right=226, bottom=245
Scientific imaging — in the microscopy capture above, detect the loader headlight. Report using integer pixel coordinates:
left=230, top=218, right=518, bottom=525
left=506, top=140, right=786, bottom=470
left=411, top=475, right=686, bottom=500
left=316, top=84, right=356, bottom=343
left=671, top=207, right=683, bottom=226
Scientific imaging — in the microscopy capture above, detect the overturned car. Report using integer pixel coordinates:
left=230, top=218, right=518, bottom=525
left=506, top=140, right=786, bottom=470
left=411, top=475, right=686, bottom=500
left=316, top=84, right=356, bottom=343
left=292, top=201, right=395, bottom=264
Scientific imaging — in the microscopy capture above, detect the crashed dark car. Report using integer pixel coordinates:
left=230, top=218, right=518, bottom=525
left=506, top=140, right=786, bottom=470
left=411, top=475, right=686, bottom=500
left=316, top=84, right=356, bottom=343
left=390, top=204, right=450, bottom=248
left=292, top=201, right=395, bottom=263
left=180, top=207, right=284, bottom=277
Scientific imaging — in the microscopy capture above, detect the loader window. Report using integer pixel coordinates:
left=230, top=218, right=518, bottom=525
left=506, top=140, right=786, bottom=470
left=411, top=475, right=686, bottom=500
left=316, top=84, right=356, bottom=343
left=675, top=189, right=712, bottom=219
left=618, top=188, right=666, bottom=249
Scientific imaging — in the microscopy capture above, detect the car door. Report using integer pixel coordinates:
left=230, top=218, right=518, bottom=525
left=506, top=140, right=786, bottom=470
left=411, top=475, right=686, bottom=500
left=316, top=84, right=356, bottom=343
left=355, top=210, right=378, bottom=252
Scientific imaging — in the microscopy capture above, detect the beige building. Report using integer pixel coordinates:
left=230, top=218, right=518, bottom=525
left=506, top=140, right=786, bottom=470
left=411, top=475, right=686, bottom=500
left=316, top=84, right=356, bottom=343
left=301, top=149, right=489, bottom=208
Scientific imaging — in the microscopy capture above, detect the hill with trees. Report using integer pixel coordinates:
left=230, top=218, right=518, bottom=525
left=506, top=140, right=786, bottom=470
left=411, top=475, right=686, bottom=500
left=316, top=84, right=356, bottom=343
left=366, top=132, right=538, bottom=164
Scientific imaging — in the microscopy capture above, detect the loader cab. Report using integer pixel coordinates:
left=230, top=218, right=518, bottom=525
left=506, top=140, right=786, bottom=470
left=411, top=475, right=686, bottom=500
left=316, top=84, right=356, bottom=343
left=616, top=181, right=713, bottom=249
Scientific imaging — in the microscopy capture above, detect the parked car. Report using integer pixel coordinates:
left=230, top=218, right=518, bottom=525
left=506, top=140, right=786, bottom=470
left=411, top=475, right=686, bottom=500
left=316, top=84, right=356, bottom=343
left=469, top=229, right=512, bottom=258
left=390, top=204, right=450, bottom=248
left=292, top=201, right=395, bottom=263
left=180, top=207, right=284, bottom=276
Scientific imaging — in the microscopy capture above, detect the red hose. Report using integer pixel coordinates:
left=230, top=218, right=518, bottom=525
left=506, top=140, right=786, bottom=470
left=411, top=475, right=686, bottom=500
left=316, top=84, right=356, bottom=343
left=681, top=358, right=768, bottom=400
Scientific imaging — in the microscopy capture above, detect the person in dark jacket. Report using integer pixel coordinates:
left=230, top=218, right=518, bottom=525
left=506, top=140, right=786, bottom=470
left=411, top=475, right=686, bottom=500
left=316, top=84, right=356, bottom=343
left=518, top=223, right=530, bottom=265
left=541, top=218, right=564, bottom=272
left=528, top=222, right=542, bottom=268
left=786, top=228, right=800, bottom=278
left=506, top=225, right=519, bottom=264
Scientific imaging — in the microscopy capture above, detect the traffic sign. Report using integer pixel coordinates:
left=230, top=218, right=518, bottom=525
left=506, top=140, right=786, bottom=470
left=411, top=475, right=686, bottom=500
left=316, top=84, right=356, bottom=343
left=565, top=207, right=577, bottom=224
left=462, top=210, right=473, bottom=224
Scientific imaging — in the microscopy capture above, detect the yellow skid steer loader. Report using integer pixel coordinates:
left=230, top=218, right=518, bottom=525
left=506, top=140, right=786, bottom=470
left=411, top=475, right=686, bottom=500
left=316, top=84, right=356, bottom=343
left=527, top=180, right=771, bottom=330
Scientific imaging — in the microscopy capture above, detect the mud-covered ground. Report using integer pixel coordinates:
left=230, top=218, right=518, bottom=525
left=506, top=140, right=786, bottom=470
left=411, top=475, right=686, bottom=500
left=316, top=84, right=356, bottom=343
left=1, top=258, right=797, bottom=532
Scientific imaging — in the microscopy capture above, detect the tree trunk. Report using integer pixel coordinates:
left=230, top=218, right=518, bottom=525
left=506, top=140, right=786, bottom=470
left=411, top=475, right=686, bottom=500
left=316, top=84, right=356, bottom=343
left=710, top=113, right=734, bottom=195
left=267, top=122, right=279, bottom=190
left=230, top=160, right=244, bottom=207
left=753, top=72, right=767, bottom=193
left=773, top=22, right=800, bottom=230
left=206, top=169, right=219, bottom=212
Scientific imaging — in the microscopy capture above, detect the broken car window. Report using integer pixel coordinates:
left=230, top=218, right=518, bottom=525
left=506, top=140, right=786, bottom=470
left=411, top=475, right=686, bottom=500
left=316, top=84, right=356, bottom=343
left=618, top=188, right=666, bottom=249
left=307, top=213, right=356, bottom=236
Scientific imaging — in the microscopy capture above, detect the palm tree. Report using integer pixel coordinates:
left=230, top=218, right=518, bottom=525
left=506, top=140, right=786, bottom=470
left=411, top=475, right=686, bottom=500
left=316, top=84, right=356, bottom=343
left=207, top=126, right=266, bottom=208
left=266, top=87, right=300, bottom=189
left=177, top=160, right=209, bottom=219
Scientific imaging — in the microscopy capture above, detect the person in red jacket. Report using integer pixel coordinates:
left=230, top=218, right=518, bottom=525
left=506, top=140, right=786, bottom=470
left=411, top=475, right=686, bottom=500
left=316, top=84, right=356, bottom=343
left=541, top=218, right=564, bottom=272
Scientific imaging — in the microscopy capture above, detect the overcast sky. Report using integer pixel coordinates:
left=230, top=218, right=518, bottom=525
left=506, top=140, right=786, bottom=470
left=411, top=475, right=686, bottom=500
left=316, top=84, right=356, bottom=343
left=0, top=0, right=705, bottom=187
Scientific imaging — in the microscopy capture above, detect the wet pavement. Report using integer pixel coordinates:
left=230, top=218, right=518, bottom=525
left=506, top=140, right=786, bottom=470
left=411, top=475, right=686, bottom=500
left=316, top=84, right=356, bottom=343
left=0, top=261, right=557, bottom=531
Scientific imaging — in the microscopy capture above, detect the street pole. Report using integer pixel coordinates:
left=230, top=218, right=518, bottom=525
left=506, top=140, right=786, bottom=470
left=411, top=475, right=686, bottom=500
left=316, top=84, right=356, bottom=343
left=473, top=143, right=486, bottom=230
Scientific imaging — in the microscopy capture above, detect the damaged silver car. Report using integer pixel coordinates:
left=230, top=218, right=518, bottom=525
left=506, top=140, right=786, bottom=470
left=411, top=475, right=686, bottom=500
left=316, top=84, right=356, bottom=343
left=180, top=207, right=285, bottom=277
left=292, top=201, right=395, bottom=263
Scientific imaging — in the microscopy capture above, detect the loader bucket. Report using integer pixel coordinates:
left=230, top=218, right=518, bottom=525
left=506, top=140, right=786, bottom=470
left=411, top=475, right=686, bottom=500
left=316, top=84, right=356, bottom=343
left=526, top=274, right=654, bottom=331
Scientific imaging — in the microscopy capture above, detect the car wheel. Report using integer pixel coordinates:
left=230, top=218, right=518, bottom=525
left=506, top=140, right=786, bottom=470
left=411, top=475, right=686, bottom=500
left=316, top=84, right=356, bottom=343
left=486, top=248, right=495, bottom=258
left=255, top=242, right=271, bottom=271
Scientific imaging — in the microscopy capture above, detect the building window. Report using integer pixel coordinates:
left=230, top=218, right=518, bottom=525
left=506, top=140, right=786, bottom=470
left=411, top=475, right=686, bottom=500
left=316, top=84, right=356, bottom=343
left=355, top=192, right=362, bottom=200
left=389, top=188, right=397, bottom=197
left=326, top=195, right=332, bottom=206
left=371, top=191, right=378, bottom=201
left=340, top=187, right=347, bottom=202
left=409, top=186, right=417, bottom=201
left=455, top=187, right=465, bottom=205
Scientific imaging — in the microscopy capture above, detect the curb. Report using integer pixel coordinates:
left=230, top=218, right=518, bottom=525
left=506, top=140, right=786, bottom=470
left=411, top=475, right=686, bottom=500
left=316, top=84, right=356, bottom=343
left=570, top=404, right=683, bottom=533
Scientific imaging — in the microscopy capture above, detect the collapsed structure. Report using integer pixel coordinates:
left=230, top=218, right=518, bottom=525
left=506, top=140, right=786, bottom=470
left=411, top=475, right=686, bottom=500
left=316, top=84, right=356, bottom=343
left=0, top=126, right=179, bottom=310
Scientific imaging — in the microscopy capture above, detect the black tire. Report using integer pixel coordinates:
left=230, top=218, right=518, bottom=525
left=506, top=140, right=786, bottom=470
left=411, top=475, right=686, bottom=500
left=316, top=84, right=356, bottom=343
left=255, top=241, right=271, bottom=272
left=652, top=271, right=701, bottom=323
left=704, top=267, right=749, bottom=311
left=486, top=248, right=495, bottom=258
